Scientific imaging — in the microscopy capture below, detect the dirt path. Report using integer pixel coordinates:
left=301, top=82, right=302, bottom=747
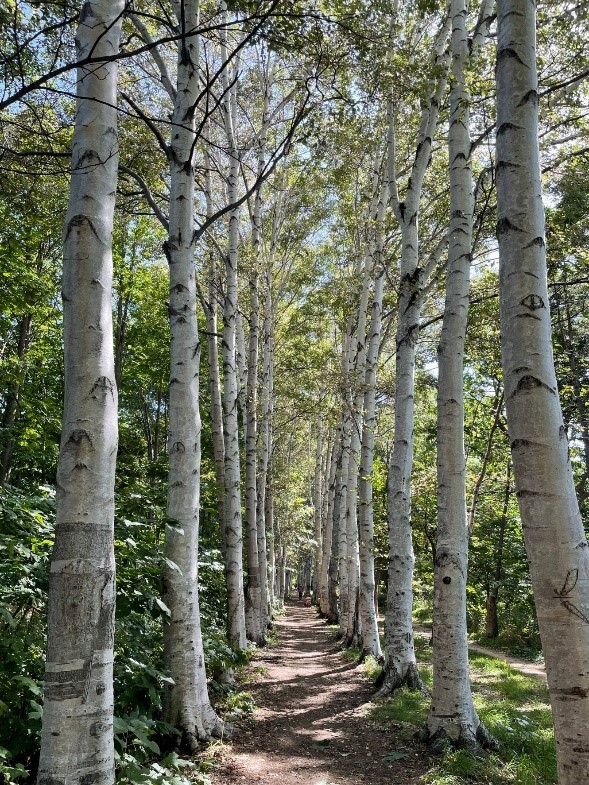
left=210, top=601, right=429, bottom=785
left=412, top=624, right=546, bottom=680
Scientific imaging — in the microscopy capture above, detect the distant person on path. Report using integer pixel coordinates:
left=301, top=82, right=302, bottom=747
left=298, top=584, right=303, bottom=600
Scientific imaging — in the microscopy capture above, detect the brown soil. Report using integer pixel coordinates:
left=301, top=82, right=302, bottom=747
left=209, top=600, right=431, bottom=785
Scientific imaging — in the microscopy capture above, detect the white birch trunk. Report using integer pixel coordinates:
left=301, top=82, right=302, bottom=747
left=204, top=154, right=227, bottom=556
left=496, top=1, right=589, bottom=778
left=258, top=271, right=274, bottom=615
left=378, top=16, right=450, bottom=696
left=423, top=0, right=495, bottom=751
left=244, top=272, right=263, bottom=644
left=337, top=412, right=352, bottom=636
left=220, top=7, right=246, bottom=650
left=319, top=437, right=339, bottom=619
left=37, top=2, right=122, bottom=781
left=312, top=418, right=324, bottom=604
left=358, top=188, right=387, bottom=662
left=162, top=0, right=223, bottom=747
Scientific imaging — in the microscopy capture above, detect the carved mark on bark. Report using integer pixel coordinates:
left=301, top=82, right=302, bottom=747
left=520, top=294, right=545, bottom=311
left=90, top=376, right=115, bottom=401
left=552, top=569, right=589, bottom=623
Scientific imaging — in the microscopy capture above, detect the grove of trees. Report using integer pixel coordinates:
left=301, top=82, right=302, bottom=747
left=2, top=0, right=589, bottom=783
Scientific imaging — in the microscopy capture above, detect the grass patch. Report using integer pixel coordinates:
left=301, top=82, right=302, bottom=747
left=369, top=643, right=555, bottom=784
left=472, top=635, right=544, bottom=664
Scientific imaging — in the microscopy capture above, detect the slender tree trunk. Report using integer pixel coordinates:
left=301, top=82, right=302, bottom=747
left=319, top=437, right=338, bottom=618
left=37, top=2, right=123, bottom=781
left=358, top=191, right=386, bottom=661
left=337, top=414, right=352, bottom=637
left=259, top=274, right=274, bottom=615
left=486, top=461, right=511, bottom=638
left=220, top=9, right=246, bottom=650
left=162, top=0, right=223, bottom=747
left=378, top=23, right=450, bottom=690
left=244, top=272, right=263, bottom=644
left=423, top=0, right=495, bottom=752
left=312, top=418, right=324, bottom=604
left=496, top=2, right=589, bottom=778
left=204, top=153, right=227, bottom=556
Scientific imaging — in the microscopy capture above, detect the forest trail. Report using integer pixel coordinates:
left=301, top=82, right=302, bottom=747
left=210, top=600, right=429, bottom=785
left=411, top=624, right=547, bottom=681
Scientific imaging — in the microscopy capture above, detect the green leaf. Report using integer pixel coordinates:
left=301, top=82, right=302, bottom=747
left=384, top=750, right=408, bottom=762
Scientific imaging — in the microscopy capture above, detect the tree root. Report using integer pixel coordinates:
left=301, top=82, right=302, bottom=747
left=416, top=719, right=498, bottom=756
left=373, top=660, right=428, bottom=700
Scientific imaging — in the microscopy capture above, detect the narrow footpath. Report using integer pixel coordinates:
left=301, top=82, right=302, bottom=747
left=210, top=601, right=429, bottom=785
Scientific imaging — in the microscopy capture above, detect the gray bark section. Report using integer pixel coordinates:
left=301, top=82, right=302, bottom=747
left=496, top=0, right=589, bottom=779
left=37, top=2, right=123, bottom=782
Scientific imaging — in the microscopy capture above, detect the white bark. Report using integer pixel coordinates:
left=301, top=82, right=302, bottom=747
left=358, top=186, right=387, bottom=662
left=162, top=0, right=223, bottom=747
left=37, top=3, right=122, bottom=782
left=258, top=270, right=274, bottom=614
left=337, top=411, right=352, bottom=636
left=424, top=0, right=495, bottom=751
left=379, top=14, right=450, bottom=696
left=496, top=0, right=589, bottom=779
left=220, top=6, right=246, bottom=650
left=319, top=437, right=339, bottom=619
left=203, top=152, right=227, bottom=556
left=244, top=271, right=263, bottom=644
left=312, top=418, right=324, bottom=604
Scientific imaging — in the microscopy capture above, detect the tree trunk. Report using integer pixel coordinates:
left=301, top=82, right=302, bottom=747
left=162, top=0, right=223, bottom=748
left=319, top=437, right=338, bottom=618
left=312, top=418, right=324, bottom=604
left=220, top=8, right=246, bottom=650
left=244, top=273, right=264, bottom=644
left=496, top=3, right=589, bottom=777
left=358, top=194, right=386, bottom=661
left=37, top=2, right=123, bottom=782
left=423, top=0, right=495, bottom=752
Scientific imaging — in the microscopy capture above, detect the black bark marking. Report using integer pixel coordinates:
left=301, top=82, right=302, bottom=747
left=497, top=217, right=524, bottom=235
left=497, top=122, right=523, bottom=135
left=443, top=576, right=451, bottom=584
left=555, top=569, right=579, bottom=598
left=497, top=46, right=526, bottom=66
left=520, top=294, right=545, bottom=311
left=90, top=376, right=115, bottom=401
left=554, top=686, right=589, bottom=699
left=509, top=375, right=556, bottom=399
left=511, top=438, right=534, bottom=449
left=518, top=89, right=538, bottom=107
left=524, top=236, right=545, bottom=249
left=64, top=213, right=101, bottom=244
left=171, top=442, right=185, bottom=453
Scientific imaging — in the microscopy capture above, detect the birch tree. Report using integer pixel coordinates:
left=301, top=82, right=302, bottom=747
left=422, top=0, right=496, bottom=751
left=377, top=9, right=451, bottom=696
left=158, top=0, right=224, bottom=747
left=37, top=1, right=123, bottom=781
left=496, top=0, right=589, bottom=778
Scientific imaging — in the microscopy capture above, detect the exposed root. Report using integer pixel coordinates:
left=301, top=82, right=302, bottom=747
left=373, top=661, right=428, bottom=700
left=416, top=719, right=498, bottom=756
